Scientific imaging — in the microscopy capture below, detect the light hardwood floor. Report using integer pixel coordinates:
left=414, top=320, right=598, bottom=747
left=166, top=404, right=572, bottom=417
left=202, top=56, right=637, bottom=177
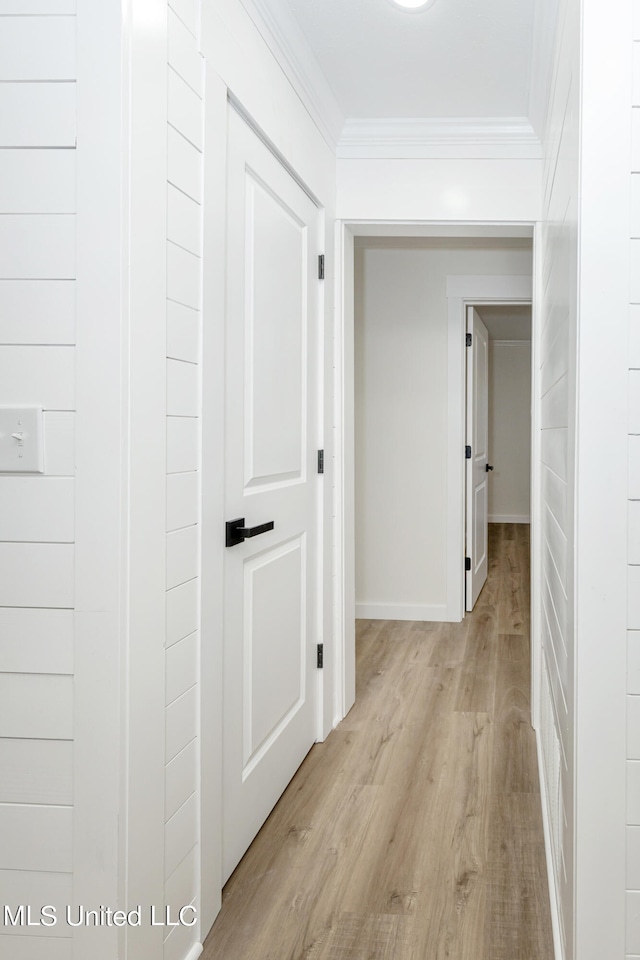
left=203, top=523, right=553, bottom=960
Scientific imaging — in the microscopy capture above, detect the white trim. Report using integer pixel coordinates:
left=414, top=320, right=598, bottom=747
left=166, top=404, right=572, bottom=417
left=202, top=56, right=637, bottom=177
left=489, top=515, right=531, bottom=524
left=74, top=2, right=124, bottom=957
left=536, top=726, right=564, bottom=960
left=530, top=228, right=543, bottom=731
left=333, top=222, right=356, bottom=723
left=200, top=69, right=227, bottom=936
left=491, top=338, right=532, bottom=346
left=183, top=944, right=203, bottom=960
left=237, top=0, right=344, bottom=149
left=356, top=603, right=448, bottom=621
left=446, top=274, right=533, bottom=621
left=338, top=117, right=543, bottom=160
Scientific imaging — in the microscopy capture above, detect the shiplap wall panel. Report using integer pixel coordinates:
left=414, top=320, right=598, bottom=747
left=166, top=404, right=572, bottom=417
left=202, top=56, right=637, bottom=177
left=43, top=413, right=75, bottom=476
left=0, top=608, right=73, bottom=674
left=538, top=0, right=579, bottom=954
left=168, top=9, right=202, bottom=96
left=0, top=739, right=73, bottom=805
left=164, top=791, right=197, bottom=879
left=630, top=891, right=640, bottom=954
left=631, top=306, right=640, bottom=367
left=541, top=427, right=568, bottom=479
left=0, top=215, right=75, bottom=280
left=629, top=762, right=640, bottom=825
left=165, top=630, right=197, bottom=705
left=542, top=467, right=567, bottom=525
left=0, top=84, right=75, bottom=147
left=630, top=828, right=640, bottom=888
left=630, top=566, right=640, bottom=627
left=0, top=153, right=75, bottom=215
left=0, top=869, right=71, bottom=937
left=0, top=0, right=75, bottom=11
left=631, top=501, right=640, bottom=563
left=0, top=16, right=75, bottom=81
left=630, top=696, right=640, bottom=759
left=0, top=543, right=73, bottom=608
left=165, top=12, right=202, bottom=953
left=0, top=674, right=72, bottom=739
left=0, top=280, right=75, bottom=345
left=631, top=371, right=640, bottom=433
left=0, top=9, right=78, bottom=947
left=168, top=68, right=203, bottom=150
left=166, top=578, right=198, bottom=647
left=167, top=358, right=198, bottom=417
left=167, top=184, right=201, bottom=257
left=164, top=841, right=197, bottom=918
left=0, top=346, right=74, bottom=409
left=167, top=300, right=199, bottom=363
left=166, top=471, right=198, bottom=532
left=167, top=416, right=198, bottom=473
left=630, top=632, right=640, bottom=695
left=0, top=478, right=74, bottom=542
left=0, top=936, right=72, bottom=960
left=165, top=738, right=197, bottom=821
left=167, top=242, right=200, bottom=309
left=0, top=804, right=72, bottom=872
left=165, top=685, right=197, bottom=763
left=168, top=0, right=197, bottom=36
left=168, top=126, right=202, bottom=202
left=166, top=525, right=198, bottom=589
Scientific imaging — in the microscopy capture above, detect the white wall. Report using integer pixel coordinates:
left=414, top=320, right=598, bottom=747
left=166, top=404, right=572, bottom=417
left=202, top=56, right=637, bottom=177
left=535, top=0, right=630, bottom=957
left=488, top=340, right=531, bottom=523
left=0, top=5, right=77, bottom=944
left=337, top=157, right=542, bottom=222
left=535, top=1, right=579, bottom=954
left=354, top=239, right=532, bottom=620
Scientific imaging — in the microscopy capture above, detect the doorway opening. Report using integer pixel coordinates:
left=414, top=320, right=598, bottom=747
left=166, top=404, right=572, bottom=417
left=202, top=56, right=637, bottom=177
left=465, top=303, right=532, bottom=612
left=335, top=224, right=538, bottom=727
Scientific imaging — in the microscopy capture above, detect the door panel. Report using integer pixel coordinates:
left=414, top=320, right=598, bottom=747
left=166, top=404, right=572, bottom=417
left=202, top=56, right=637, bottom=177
left=466, top=307, right=490, bottom=611
left=223, top=108, right=320, bottom=881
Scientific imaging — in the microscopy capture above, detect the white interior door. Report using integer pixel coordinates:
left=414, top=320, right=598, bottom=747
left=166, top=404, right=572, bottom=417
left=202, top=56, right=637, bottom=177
left=222, top=108, right=321, bottom=881
left=465, top=306, right=490, bottom=611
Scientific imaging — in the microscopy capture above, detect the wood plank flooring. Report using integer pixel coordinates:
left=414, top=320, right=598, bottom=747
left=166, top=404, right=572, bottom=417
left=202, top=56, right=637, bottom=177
left=202, top=523, right=553, bottom=960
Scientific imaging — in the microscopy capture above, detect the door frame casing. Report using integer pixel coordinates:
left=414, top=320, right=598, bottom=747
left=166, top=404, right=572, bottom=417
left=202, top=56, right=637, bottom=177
left=334, top=223, right=540, bottom=725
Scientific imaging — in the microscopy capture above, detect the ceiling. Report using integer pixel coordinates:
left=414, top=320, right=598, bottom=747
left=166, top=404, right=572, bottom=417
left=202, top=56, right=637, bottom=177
left=280, top=0, right=536, bottom=121
left=474, top=304, right=532, bottom=341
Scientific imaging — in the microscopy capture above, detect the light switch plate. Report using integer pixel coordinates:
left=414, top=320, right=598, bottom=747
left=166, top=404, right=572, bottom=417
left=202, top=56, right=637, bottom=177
left=0, top=407, right=44, bottom=473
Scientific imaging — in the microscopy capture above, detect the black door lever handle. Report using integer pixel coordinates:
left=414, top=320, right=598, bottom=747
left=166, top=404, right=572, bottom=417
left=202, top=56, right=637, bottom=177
left=226, top=517, right=275, bottom=547
left=486, top=463, right=494, bottom=472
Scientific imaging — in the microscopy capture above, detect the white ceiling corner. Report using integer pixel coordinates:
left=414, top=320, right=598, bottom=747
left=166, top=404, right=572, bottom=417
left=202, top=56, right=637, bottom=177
left=248, top=0, right=546, bottom=158
left=238, top=0, right=345, bottom=148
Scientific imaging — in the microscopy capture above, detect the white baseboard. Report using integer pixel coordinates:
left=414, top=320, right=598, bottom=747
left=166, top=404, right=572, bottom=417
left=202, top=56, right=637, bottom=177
left=355, top=603, right=448, bottom=622
left=183, top=944, right=203, bottom=960
left=489, top=514, right=531, bottom=524
left=535, top=727, right=563, bottom=960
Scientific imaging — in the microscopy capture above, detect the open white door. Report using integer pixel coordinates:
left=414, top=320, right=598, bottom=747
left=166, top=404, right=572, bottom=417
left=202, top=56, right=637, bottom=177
left=465, top=306, right=491, bottom=611
left=223, top=108, right=321, bottom=880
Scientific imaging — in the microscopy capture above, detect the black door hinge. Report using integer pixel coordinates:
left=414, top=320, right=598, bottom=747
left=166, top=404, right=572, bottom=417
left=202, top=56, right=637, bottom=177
left=317, top=644, right=324, bottom=668
left=465, top=445, right=471, bottom=459
left=465, top=557, right=471, bottom=571
left=317, top=449, right=324, bottom=474
left=466, top=332, right=472, bottom=347
left=318, top=255, right=325, bottom=280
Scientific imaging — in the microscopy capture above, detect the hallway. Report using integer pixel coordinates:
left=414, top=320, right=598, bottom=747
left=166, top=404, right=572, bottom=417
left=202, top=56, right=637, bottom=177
left=203, top=524, right=553, bottom=959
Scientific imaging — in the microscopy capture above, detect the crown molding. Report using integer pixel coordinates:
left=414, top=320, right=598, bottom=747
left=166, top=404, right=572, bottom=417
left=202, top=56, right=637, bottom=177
left=337, top=117, right=543, bottom=159
left=238, top=0, right=344, bottom=150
